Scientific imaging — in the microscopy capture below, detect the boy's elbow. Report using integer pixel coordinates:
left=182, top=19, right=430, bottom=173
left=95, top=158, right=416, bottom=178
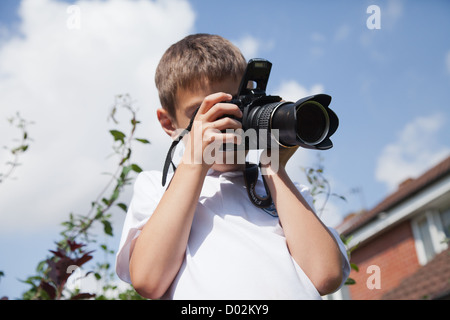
left=131, top=274, right=167, bottom=300
left=134, top=284, right=164, bottom=300
left=130, top=261, right=169, bottom=299
left=312, top=268, right=343, bottom=296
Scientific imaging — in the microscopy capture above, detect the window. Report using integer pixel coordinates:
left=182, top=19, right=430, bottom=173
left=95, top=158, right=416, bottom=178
left=411, top=209, right=449, bottom=265
left=439, top=208, right=450, bottom=239
left=416, top=216, right=435, bottom=262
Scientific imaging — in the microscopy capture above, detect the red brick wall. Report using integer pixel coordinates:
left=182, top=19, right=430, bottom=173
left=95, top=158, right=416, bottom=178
left=347, top=220, right=421, bottom=300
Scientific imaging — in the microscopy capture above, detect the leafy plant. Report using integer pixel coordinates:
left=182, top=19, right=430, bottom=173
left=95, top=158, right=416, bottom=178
left=0, top=112, right=34, bottom=300
left=302, top=154, right=346, bottom=217
left=340, top=235, right=359, bottom=286
left=0, top=112, right=34, bottom=183
left=22, top=240, right=95, bottom=300
left=21, top=94, right=149, bottom=299
left=302, top=154, right=358, bottom=286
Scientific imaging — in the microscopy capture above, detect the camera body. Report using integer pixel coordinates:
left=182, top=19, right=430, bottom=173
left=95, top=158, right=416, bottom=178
left=227, top=58, right=338, bottom=150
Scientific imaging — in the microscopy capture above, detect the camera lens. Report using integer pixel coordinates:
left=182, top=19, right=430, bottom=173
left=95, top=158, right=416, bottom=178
left=240, top=95, right=335, bottom=149
left=295, top=101, right=329, bottom=145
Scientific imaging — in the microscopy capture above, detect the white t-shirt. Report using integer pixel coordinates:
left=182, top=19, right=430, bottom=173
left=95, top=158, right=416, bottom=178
left=115, top=169, right=350, bottom=299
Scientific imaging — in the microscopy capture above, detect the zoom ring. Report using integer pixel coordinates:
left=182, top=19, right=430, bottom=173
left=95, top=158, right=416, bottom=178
left=254, top=102, right=284, bottom=148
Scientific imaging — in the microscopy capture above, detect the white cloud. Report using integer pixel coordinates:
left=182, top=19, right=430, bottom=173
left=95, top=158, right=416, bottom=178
left=274, top=80, right=324, bottom=102
left=232, top=34, right=274, bottom=59
left=233, top=35, right=260, bottom=59
left=0, top=0, right=195, bottom=232
left=375, top=113, right=450, bottom=191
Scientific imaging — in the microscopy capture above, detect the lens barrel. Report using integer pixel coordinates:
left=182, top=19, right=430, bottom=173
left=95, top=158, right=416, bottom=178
left=236, top=94, right=337, bottom=150
left=242, top=94, right=336, bottom=150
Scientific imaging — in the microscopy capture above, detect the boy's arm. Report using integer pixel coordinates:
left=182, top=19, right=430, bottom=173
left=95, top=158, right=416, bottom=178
left=129, top=93, right=242, bottom=299
left=261, top=147, right=344, bottom=295
left=129, top=163, right=207, bottom=299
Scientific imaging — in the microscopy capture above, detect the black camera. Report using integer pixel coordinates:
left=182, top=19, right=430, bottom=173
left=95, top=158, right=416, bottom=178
left=226, top=58, right=338, bottom=150
left=161, top=59, right=339, bottom=190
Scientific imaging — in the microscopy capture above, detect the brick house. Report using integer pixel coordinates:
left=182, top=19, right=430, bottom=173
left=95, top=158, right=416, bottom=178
left=333, top=155, right=450, bottom=300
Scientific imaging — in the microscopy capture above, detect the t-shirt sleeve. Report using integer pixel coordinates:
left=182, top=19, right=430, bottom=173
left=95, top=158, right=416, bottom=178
left=115, top=171, right=166, bottom=283
left=294, top=183, right=351, bottom=292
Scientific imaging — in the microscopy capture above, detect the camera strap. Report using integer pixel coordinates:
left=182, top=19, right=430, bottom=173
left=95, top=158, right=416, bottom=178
left=243, top=161, right=273, bottom=208
left=161, top=108, right=199, bottom=187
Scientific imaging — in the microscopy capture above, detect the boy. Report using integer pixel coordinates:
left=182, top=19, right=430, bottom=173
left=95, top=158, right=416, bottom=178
left=116, top=33, right=350, bottom=299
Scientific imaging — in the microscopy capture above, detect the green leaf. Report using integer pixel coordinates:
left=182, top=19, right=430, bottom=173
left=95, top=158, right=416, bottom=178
left=117, top=203, right=128, bottom=212
left=341, top=234, right=353, bottom=245
left=102, top=220, right=113, bottom=236
left=350, top=263, right=359, bottom=272
left=109, top=189, right=119, bottom=204
left=109, top=130, right=126, bottom=142
left=345, top=278, right=356, bottom=285
left=131, top=164, right=143, bottom=173
left=36, top=260, right=47, bottom=273
left=135, top=138, right=150, bottom=144
left=11, top=145, right=28, bottom=154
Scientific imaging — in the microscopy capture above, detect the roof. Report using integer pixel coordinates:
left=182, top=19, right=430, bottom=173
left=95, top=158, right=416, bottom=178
left=337, top=155, right=450, bottom=235
left=382, top=247, right=450, bottom=300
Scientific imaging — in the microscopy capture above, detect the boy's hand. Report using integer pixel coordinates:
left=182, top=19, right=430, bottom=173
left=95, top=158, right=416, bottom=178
left=277, top=145, right=299, bottom=167
left=181, top=92, right=243, bottom=171
left=260, top=145, right=299, bottom=175
left=260, top=97, right=299, bottom=174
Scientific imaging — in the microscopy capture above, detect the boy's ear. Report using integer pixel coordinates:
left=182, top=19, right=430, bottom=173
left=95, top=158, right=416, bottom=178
left=157, top=108, right=177, bottom=137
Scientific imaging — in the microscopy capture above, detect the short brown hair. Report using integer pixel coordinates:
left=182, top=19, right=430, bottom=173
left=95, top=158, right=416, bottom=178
left=155, top=33, right=247, bottom=119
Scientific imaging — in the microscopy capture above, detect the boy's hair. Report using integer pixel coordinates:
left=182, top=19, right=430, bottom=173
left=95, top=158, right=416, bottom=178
left=155, top=33, right=247, bottom=120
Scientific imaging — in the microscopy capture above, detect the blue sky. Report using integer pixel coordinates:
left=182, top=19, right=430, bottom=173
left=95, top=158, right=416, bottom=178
left=0, top=0, right=449, bottom=298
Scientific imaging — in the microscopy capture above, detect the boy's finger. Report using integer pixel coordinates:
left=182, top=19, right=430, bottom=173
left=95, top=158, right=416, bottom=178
left=210, top=117, right=242, bottom=131
left=203, top=131, right=242, bottom=145
left=204, top=102, right=242, bottom=121
left=197, top=92, right=233, bottom=115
